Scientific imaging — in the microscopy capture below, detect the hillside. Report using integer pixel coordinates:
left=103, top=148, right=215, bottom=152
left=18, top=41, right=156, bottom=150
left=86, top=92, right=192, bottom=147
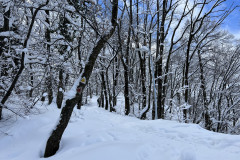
left=0, top=97, right=240, bottom=160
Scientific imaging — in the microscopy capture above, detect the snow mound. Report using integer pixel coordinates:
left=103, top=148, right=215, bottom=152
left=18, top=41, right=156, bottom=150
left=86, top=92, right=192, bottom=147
left=0, top=97, right=240, bottom=160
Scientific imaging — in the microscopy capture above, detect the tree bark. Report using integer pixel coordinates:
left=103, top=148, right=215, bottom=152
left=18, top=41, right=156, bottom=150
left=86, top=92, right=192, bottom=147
left=197, top=50, right=211, bottom=130
left=56, top=69, right=64, bottom=109
left=141, top=34, right=152, bottom=120
left=101, top=72, right=109, bottom=110
left=122, top=0, right=132, bottom=115
left=45, top=9, right=53, bottom=105
left=44, top=0, right=118, bottom=157
left=113, top=57, right=119, bottom=107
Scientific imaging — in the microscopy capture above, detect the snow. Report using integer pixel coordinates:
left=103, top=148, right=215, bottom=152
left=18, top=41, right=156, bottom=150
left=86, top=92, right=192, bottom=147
left=0, top=97, right=240, bottom=160
left=0, top=31, right=21, bottom=39
left=180, top=103, right=192, bottom=110
left=141, top=46, right=149, bottom=52
left=0, top=31, right=15, bottom=37
left=64, top=75, right=82, bottom=100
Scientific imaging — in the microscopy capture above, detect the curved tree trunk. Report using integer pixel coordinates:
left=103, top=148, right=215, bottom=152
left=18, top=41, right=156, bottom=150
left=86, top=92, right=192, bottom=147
left=44, top=96, right=79, bottom=157
left=44, top=1, right=118, bottom=157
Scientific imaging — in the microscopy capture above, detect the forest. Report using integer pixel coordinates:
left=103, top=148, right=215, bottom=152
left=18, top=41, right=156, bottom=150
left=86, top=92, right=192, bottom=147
left=0, top=0, right=240, bottom=158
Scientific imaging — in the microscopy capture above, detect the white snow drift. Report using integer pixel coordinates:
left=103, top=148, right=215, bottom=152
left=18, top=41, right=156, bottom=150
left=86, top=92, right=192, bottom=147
left=0, top=97, right=240, bottom=160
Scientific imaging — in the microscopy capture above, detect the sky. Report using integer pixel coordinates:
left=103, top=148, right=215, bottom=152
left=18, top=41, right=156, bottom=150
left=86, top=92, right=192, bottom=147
left=222, top=0, right=240, bottom=38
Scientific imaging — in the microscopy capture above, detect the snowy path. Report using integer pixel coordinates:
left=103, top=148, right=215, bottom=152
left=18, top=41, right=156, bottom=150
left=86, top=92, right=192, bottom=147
left=0, top=97, right=240, bottom=160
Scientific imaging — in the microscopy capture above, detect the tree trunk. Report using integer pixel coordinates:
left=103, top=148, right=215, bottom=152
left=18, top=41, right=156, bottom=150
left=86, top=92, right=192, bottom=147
left=56, top=69, right=64, bottom=109
left=141, top=34, right=152, bottom=120
left=77, top=93, right=83, bottom=109
left=45, top=10, right=53, bottom=105
left=101, top=72, right=109, bottom=110
left=44, top=96, right=79, bottom=157
left=106, top=70, right=115, bottom=112
left=136, top=0, right=147, bottom=114
left=44, top=0, right=118, bottom=157
left=122, top=0, right=132, bottom=116
left=113, top=57, right=119, bottom=107
left=197, top=50, right=211, bottom=130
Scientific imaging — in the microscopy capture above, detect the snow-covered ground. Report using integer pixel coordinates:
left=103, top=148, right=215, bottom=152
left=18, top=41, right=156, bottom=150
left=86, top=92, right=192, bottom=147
left=0, top=97, right=240, bottom=160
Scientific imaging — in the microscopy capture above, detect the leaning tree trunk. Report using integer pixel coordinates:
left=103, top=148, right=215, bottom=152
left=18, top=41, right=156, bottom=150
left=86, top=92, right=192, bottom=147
left=44, top=31, right=116, bottom=158
left=44, top=1, right=118, bottom=157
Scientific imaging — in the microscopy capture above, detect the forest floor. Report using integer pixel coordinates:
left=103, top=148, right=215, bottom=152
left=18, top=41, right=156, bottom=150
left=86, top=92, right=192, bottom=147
left=0, top=96, right=240, bottom=160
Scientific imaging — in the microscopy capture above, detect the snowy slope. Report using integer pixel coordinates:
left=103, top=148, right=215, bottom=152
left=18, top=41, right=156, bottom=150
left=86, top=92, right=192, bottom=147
left=0, top=97, right=240, bottom=160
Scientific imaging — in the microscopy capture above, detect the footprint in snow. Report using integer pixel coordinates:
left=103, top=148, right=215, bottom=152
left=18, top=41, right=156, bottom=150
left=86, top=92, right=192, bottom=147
left=179, top=149, right=196, bottom=160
